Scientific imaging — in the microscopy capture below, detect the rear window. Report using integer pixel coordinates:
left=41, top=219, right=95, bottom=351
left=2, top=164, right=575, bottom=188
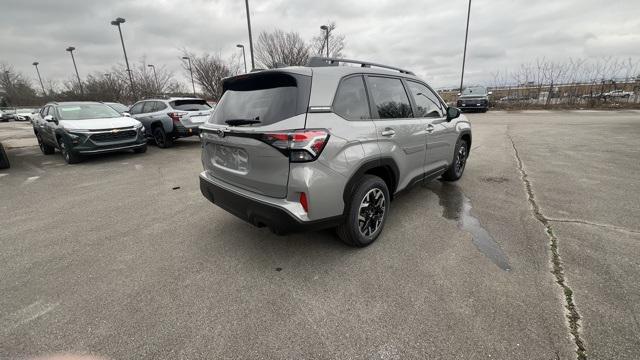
left=170, top=99, right=211, bottom=111
left=209, top=72, right=311, bottom=127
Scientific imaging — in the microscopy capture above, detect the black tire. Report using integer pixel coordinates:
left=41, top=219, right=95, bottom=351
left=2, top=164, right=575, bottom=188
left=337, top=175, right=390, bottom=247
left=0, top=142, right=10, bottom=169
left=133, top=144, right=147, bottom=154
left=59, top=138, right=81, bottom=164
left=153, top=126, right=173, bottom=148
left=36, top=133, right=55, bottom=155
left=442, top=138, right=469, bottom=181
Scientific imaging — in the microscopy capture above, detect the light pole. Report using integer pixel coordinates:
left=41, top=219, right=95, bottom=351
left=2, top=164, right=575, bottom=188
left=32, top=62, right=47, bottom=96
left=148, top=64, right=160, bottom=91
left=182, top=56, right=196, bottom=96
left=320, top=25, right=329, bottom=57
left=110, top=17, right=135, bottom=97
left=459, top=0, right=472, bottom=93
left=66, top=46, right=84, bottom=96
left=244, top=0, right=255, bottom=70
left=236, top=44, right=247, bottom=73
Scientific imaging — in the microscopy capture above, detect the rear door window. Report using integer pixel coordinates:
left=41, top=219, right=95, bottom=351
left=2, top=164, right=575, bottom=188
left=170, top=99, right=211, bottom=111
left=155, top=101, right=167, bottom=111
left=333, top=76, right=371, bottom=121
left=210, top=72, right=311, bottom=127
left=142, top=101, right=156, bottom=113
left=366, top=76, right=413, bottom=119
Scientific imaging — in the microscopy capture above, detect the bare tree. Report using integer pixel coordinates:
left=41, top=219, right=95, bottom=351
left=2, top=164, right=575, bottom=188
left=311, top=21, right=345, bottom=58
left=254, top=29, right=310, bottom=69
left=0, top=63, right=39, bottom=106
left=181, top=50, right=238, bottom=100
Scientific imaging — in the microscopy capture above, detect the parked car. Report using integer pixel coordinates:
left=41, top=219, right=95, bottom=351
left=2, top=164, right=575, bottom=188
left=0, top=109, right=6, bottom=122
left=15, top=108, right=39, bottom=122
left=1, top=108, right=16, bottom=122
left=128, top=97, right=213, bottom=148
left=603, top=89, right=634, bottom=99
left=456, top=86, right=491, bottom=112
left=32, top=101, right=147, bottom=164
left=199, top=57, right=471, bottom=247
left=103, top=102, right=129, bottom=115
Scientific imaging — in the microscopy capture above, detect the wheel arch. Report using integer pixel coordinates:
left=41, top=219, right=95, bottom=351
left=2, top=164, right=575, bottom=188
left=342, top=157, right=399, bottom=209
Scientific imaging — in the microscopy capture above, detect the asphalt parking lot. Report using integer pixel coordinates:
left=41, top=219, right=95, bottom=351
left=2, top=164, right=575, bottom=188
left=1, top=111, right=639, bottom=360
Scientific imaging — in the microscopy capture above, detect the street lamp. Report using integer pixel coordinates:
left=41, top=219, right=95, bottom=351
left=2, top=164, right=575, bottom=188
left=148, top=64, right=160, bottom=91
left=66, top=46, right=84, bottom=96
left=320, top=25, right=329, bottom=58
left=32, top=62, right=47, bottom=96
left=244, top=0, right=255, bottom=70
left=236, top=44, right=247, bottom=73
left=110, top=17, right=135, bottom=97
left=459, top=0, right=472, bottom=93
left=182, top=56, right=196, bottom=96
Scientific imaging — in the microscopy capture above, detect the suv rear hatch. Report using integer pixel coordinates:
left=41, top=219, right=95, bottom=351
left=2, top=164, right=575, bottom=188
left=169, top=99, right=213, bottom=126
left=201, top=69, right=313, bottom=198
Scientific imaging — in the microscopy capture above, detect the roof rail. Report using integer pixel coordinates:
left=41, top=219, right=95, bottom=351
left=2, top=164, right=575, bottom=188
left=306, top=56, right=415, bottom=75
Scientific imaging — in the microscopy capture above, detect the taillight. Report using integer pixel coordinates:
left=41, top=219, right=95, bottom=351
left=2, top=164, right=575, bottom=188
left=261, top=129, right=330, bottom=162
left=299, top=192, right=309, bottom=212
left=168, top=112, right=187, bottom=123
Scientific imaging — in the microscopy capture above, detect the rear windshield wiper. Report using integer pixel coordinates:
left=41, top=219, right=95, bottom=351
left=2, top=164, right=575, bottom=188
left=225, top=117, right=261, bottom=126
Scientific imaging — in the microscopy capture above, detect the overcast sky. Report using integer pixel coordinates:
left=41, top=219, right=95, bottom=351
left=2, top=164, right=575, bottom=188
left=2, top=0, right=639, bottom=90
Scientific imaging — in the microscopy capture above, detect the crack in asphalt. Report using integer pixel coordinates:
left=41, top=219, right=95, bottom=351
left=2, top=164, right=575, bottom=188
left=546, top=218, right=640, bottom=235
left=508, top=134, right=587, bottom=360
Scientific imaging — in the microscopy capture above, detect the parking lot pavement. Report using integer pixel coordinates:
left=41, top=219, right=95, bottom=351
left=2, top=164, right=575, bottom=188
left=0, top=121, right=38, bottom=148
left=0, top=111, right=638, bottom=359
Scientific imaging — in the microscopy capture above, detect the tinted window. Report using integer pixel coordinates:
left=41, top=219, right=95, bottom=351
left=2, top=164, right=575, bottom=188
left=462, top=86, right=487, bottom=96
left=367, top=76, right=413, bottom=119
left=210, top=72, right=311, bottom=127
left=155, top=101, right=167, bottom=111
left=142, top=101, right=156, bottom=113
left=170, top=99, right=211, bottom=111
left=407, top=81, right=444, bottom=118
left=129, top=102, right=144, bottom=115
left=333, top=76, right=370, bottom=121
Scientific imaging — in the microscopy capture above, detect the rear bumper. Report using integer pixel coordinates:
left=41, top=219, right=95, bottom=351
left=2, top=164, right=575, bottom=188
left=174, top=122, right=201, bottom=137
left=199, top=172, right=342, bottom=234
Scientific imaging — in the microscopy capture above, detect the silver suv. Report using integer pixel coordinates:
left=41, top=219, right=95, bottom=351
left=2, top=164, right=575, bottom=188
left=129, top=97, right=213, bottom=148
left=199, top=57, right=471, bottom=247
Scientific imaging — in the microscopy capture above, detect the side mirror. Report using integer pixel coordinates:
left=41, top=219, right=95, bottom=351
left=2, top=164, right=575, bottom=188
left=123, top=112, right=131, bottom=117
left=446, top=107, right=461, bottom=121
left=44, top=115, right=58, bottom=124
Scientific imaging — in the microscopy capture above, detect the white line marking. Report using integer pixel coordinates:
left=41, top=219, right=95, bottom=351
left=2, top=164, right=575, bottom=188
left=0, top=174, right=8, bottom=178
left=4, top=301, right=59, bottom=330
left=24, top=176, right=40, bottom=184
left=134, top=164, right=143, bottom=170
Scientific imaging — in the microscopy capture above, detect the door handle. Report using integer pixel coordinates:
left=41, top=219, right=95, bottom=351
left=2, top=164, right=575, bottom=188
left=426, top=124, right=435, bottom=133
left=381, top=128, right=395, bottom=137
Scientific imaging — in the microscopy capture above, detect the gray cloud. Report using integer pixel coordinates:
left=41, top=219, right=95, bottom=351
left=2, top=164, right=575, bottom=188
left=1, top=0, right=639, bottom=90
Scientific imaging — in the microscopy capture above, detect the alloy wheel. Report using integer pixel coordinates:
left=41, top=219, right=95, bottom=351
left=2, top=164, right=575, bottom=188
left=455, top=144, right=468, bottom=176
left=358, top=188, right=386, bottom=237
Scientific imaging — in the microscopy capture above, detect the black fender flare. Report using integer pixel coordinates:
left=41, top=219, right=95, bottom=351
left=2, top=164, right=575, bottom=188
left=342, top=157, right=400, bottom=213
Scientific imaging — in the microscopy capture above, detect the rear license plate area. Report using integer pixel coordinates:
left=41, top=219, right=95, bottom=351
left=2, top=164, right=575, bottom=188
left=210, top=143, right=249, bottom=173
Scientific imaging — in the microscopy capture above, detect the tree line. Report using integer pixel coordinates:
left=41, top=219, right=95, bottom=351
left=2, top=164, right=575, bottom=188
left=1, top=23, right=345, bottom=107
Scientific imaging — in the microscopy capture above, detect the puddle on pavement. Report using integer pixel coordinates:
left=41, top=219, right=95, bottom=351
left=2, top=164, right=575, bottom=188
left=428, top=182, right=512, bottom=271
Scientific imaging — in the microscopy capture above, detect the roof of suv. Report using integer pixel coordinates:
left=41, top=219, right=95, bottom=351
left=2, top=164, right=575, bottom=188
left=227, top=58, right=425, bottom=107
